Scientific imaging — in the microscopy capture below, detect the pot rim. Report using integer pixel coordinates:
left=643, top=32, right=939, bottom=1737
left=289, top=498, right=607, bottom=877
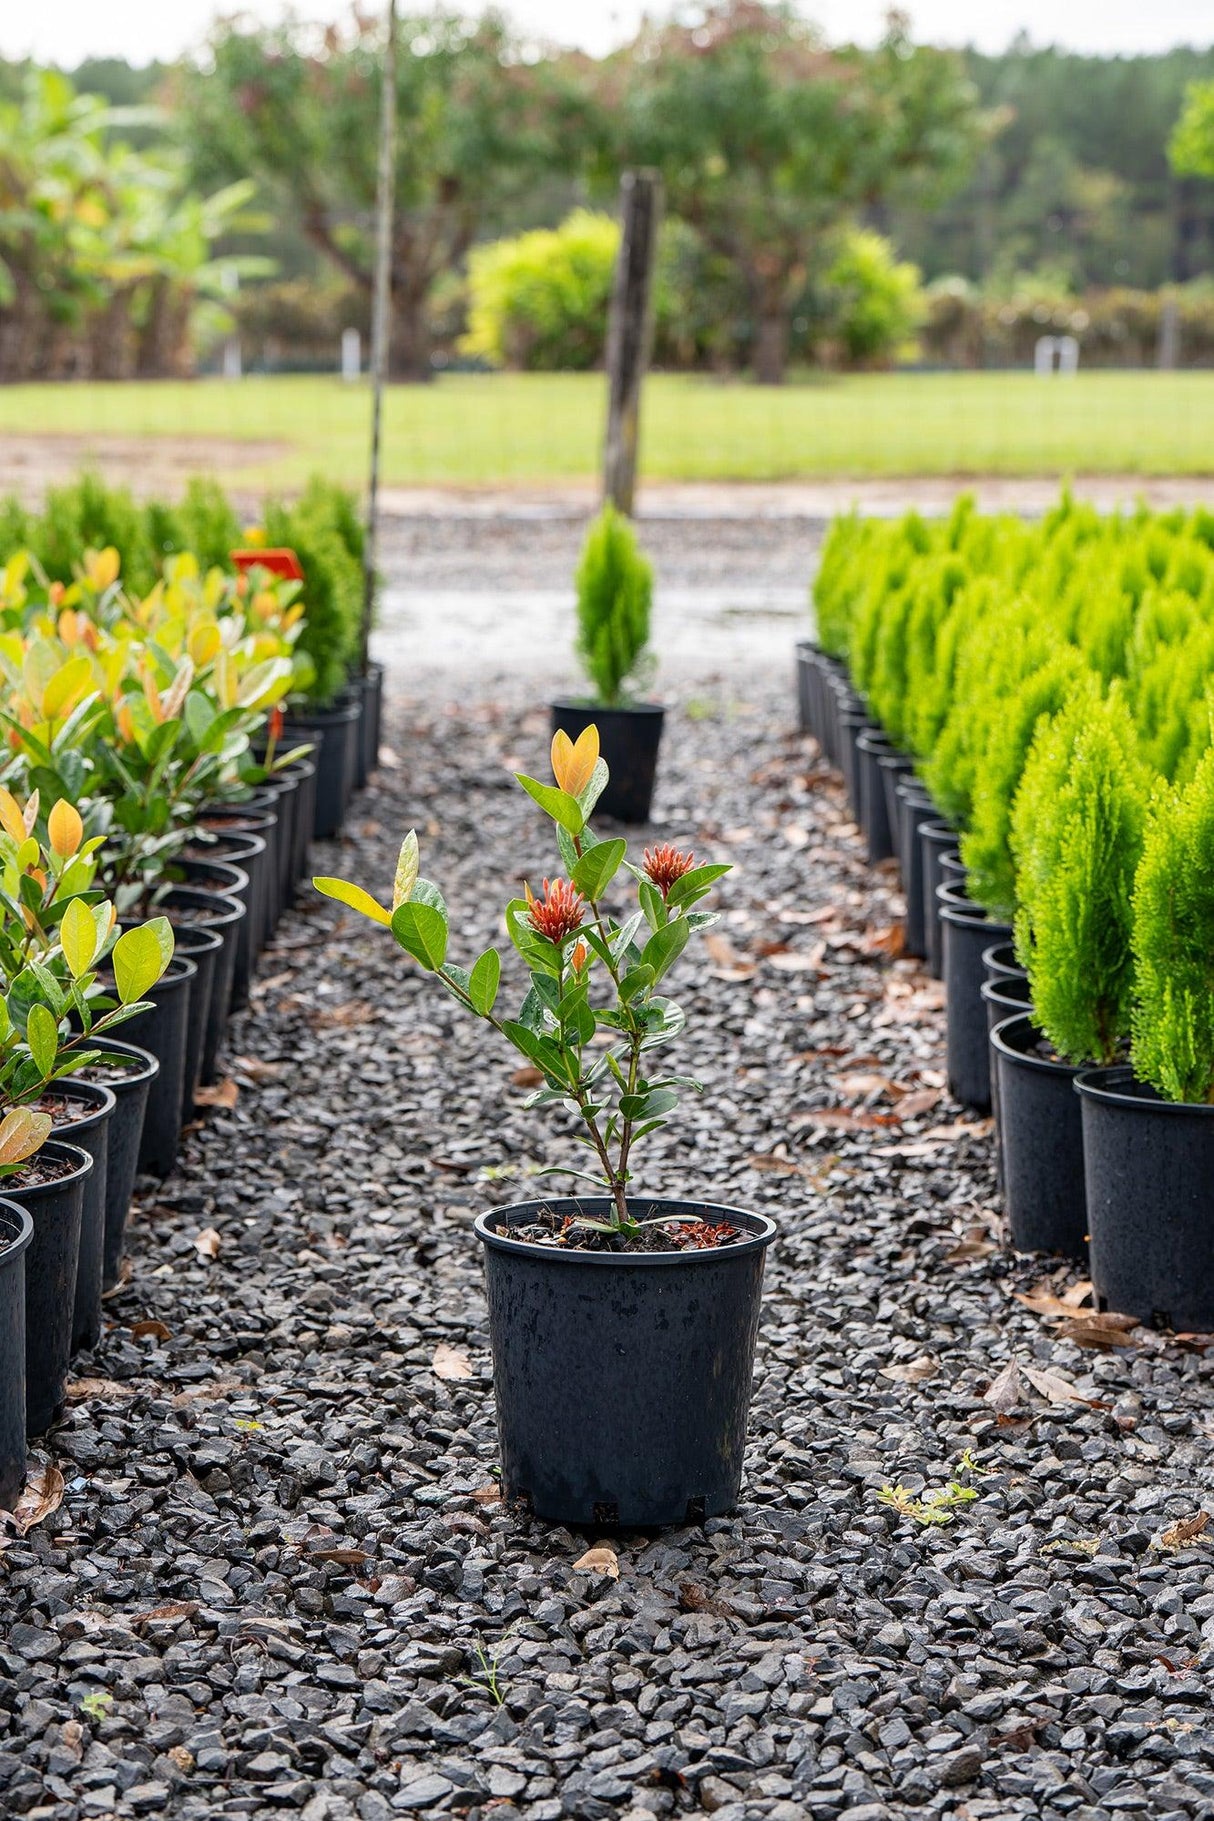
left=795, top=636, right=820, bottom=656
left=160, top=889, right=247, bottom=930
left=550, top=697, right=667, bottom=719
left=990, top=1012, right=1081, bottom=1077
left=71, top=1038, right=159, bottom=1088
left=186, top=832, right=269, bottom=859
left=179, top=860, right=250, bottom=891
left=169, top=923, right=225, bottom=957
left=284, top=700, right=361, bottom=727
left=475, top=1196, right=776, bottom=1266
left=919, top=819, right=959, bottom=844
left=1073, top=1063, right=1214, bottom=1115
left=5, top=1138, right=95, bottom=1200
left=45, top=1079, right=117, bottom=1135
left=980, top=977, right=1033, bottom=1009
left=856, top=728, right=894, bottom=753
left=0, top=1195, right=33, bottom=1262
left=982, top=940, right=1024, bottom=973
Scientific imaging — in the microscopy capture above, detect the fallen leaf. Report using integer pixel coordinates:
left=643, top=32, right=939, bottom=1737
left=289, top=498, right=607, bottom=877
left=1156, top=1512, right=1211, bottom=1551
left=432, top=1343, right=474, bottom=1381
left=766, top=951, right=826, bottom=974
left=511, top=1066, right=543, bottom=1089
left=1022, top=1365, right=1090, bottom=1406
left=168, top=1747, right=195, bottom=1773
left=862, top=922, right=905, bottom=959
left=130, top=1318, right=170, bottom=1341
left=791, top=1107, right=899, bottom=1132
left=880, top=1355, right=939, bottom=1384
left=232, top=1056, right=284, bottom=1082
left=194, top=1079, right=239, bottom=1110
left=984, top=1360, right=1024, bottom=1414
left=678, top=1580, right=735, bottom=1618
left=472, top=1483, right=502, bottom=1507
left=894, top=1088, right=942, bottom=1119
left=1062, top=1279, right=1095, bottom=1307
left=1056, top=1313, right=1139, bottom=1350
left=192, top=1227, right=222, bottom=1260
left=307, top=1547, right=370, bottom=1565
left=101, top=1256, right=132, bottom=1298
left=704, top=932, right=756, bottom=981
left=573, top=1545, right=619, bottom=1579
left=131, top=1601, right=200, bottom=1628
left=3, top=1464, right=65, bottom=1535
left=65, top=1378, right=136, bottom=1403
left=308, top=999, right=373, bottom=1030
left=835, top=1072, right=895, bottom=1099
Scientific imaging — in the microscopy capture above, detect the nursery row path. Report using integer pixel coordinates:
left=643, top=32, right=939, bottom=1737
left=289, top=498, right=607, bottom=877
left=5, top=676, right=1214, bottom=1821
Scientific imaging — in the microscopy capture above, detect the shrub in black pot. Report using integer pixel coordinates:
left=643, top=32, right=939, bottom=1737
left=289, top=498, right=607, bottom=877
left=1078, top=749, right=1214, bottom=1328
left=0, top=1199, right=33, bottom=1504
left=1003, top=693, right=1146, bottom=1264
left=315, top=726, right=775, bottom=1526
left=896, top=782, right=936, bottom=959
left=855, top=730, right=896, bottom=864
left=40, top=1081, right=117, bottom=1356
left=8, top=1140, right=93, bottom=1435
left=551, top=505, right=663, bottom=825
left=116, top=955, right=198, bottom=1177
left=919, top=820, right=958, bottom=979
left=940, top=896, right=1013, bottom=1111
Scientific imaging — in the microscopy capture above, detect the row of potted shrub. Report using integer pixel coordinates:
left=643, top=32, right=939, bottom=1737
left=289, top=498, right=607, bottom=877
left=800, top=492, right=1214, bottom=1335
left=0, top=506, right=378, bottom=1512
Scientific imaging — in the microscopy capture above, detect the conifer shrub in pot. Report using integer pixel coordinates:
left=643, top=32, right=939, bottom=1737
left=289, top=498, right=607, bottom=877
left=918, top=820, right=958, bottom=979
left=1078, top=751, right=1214, bottom=1328
left=551, top=506, right=664, bottom=825
left=995, top=695, right=1146, bottom=1259
left=855, top=730, right=896, bottom=864
left=940, top=895, right=1013, bottom=1112
left=0, top=1198, right=33, bottom=1505
left=316, top=726, right=775, bottom=1526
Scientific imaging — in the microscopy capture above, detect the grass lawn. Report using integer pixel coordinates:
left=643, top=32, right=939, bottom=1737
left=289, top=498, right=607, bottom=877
left=0, top=370, right=1211, bottom=489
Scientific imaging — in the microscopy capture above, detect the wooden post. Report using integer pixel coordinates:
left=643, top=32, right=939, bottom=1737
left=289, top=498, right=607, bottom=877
left=603, top=169, right=663, bottom=517
left=360, top=0, right=398, bottom=675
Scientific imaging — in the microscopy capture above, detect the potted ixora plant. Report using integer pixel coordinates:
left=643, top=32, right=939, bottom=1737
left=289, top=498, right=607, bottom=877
left=551, top=504, right=664, bottom=825
left=316, top=725, right=775, bottom=1527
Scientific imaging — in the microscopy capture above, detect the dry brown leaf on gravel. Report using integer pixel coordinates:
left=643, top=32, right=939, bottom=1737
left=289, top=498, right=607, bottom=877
left=984, top=1360, right=1025, bottom=1413
left=835, top=1072, right=896, bottom=1099
left=1022, top=1365, right=1094, bottom=1406
left=307, top=1547, right=371, bottom=1565
left=1057, top=1313, right=1140, bottom=1351
left=862, top=922, right=905, bottom=959
left=1156, top=1512, right=1211, bottom=1551
left=573, top=1545, right=619, bottom=1579
left=101, top=1256, right=133, bottom=1298
left=194, top=1079, right=239, bottom=1110
left=472, top=1483, right=502, bottom=1507
left=791, top=1107, right=900, bottom=1132
left=65, top=1378, right=137, bottom=1403
left=131, top=1318, right=170, bottom=1341
left=871, top=1139, right=948, bottom=1159
left=232, top=1055, right=283, bottom=1082
left=704, top=933, right=756, bottom=981
left=880, top=1355, right=939, bottom=1384
left=766, top=949, right=827, bottom=974
left=432, top=1343, right=474, bottom=1381
left=893, top=1088, right=942, bottom=1119
left=131, top=1601, right=200, bottom=1628
left=511, top=1066, right=544, bottom=1088
left=192, top=1227, right=222, bottom=1260
left=3, top=1463, right=65, bottom=1535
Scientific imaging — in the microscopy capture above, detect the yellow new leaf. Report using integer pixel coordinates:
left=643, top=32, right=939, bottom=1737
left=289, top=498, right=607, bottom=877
left=313, top=877, right=391, bottom=925
left=59, top=896, right=98, bottom=978
left=0, top=788, right=25, bottom=845
left=48, top=799, right=84, bottom=859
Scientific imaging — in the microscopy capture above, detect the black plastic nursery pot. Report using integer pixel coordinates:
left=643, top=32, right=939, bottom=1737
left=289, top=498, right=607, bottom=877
left=941, top=899, right=1013, bottom=1112
left=168, top=925, right=222, bottom=1120
left=75, top=1040, right=158, bottom=1292
left=0, top=1199, right=33, bottom=1506
left=919, top=820, right=959, bottom=980
left=363, top=660, right=384, bottom=780
left=981, top=972, right=1034, bottom=1036
left=1075, top=1067, right=1214, bottom=1331
left=475, top=1198, right=776, bottom=1527
left=158, top=888, right=245, bottom=1090
left=198, top=814, right=274, bottom=994
left=983, top=941, right=1027, bottom=987
left=855, top=731, right=896, bottom=864
left=284, top=700, right=361, bottom=840
left=896, top=786, right=936, bottom=960
left=550, top=701, right=665, bottom=826
left=795, top=639, right=818, bottom=738
left=279, top=758, right=317, bottom=895
left=991, top=1015, right=1087, bottom=1261
left=8, top=1141, right=93, bottom=1435
left=878, top=754, right=914, bottom=867
left=837, top=704, right=870, bottom=821
left=43, top=1081, right=117, bottom=1356
left=119, top=956, right=198, bottom=1178
left=939, top=850, right=967, bottom=891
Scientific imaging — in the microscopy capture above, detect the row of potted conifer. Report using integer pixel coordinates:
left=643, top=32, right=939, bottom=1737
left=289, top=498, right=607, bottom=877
left=801, top=492, right=1214, bottom=1334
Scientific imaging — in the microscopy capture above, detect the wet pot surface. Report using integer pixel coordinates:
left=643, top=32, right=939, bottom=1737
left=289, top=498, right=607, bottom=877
left=476, top=1198, right=775, bottom=1528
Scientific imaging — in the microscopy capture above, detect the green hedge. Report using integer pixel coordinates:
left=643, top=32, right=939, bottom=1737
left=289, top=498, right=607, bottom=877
left=814, top=494, right=1214, bottom=1097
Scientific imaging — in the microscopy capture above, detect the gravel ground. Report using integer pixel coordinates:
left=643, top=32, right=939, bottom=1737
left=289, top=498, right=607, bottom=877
left=4, top=676, right=1214, bottom=1821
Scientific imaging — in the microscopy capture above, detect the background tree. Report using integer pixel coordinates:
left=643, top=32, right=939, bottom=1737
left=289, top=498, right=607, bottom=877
left=1171, top=82, right=1214, bottom=180
left=600, top=1, right=978, bottom=384
left=181, top=9, right=587, bottom=381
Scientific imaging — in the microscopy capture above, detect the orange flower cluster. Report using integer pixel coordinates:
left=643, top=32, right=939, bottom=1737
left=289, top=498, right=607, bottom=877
left=526, top=877, right=586, bottom=944
left=643, top=844, right=695, bottom=899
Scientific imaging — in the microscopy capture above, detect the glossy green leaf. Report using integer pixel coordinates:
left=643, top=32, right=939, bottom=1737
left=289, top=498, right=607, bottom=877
left=571, top=838, right=626, bottom=901
left=26, top=1002, right=58, bottom=1079
left=112, top=917, right=174, bottom=1005
left=390, top=901, right=447, bottom=970
left=468, top=948, right=501, bottom=1015
left=59, top=897, right=98, bottom=978
left=515, top=774, right=585, bottom=835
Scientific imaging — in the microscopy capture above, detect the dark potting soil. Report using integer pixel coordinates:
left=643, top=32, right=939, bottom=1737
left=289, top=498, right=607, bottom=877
left=77, top=1057, right=144, bottom=1086
left=35, top=1092, right=98, bottom=1126
left=499, top=1207, right=745, bottom=1253
left=8, top=1152, right=76, bottom=1188
left=163, top=904, right=227, bottom=926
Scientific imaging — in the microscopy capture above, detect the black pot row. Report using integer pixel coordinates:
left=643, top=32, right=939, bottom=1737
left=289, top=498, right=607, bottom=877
left=0, top=662, right=385, bottom=1505
left=796, top=637, right=1214, bottom=1337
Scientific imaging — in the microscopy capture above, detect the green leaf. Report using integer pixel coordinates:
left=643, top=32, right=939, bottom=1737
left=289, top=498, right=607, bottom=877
left=505, top=900, right=561, bottom=978
left=515, top=774, right=585, bottom=835
left=665, top=862, right=731, bottom=909
left=59, top=897, right=99, bottom=978
left=571, top=838, right=626, bottom=901
left=468, top=949, right=501, bottom=1016
left=638, top=879, right=666, bottom=931
left=112, top=917, right=174, bottom=1004
left=26, top=1002, right=59, bottom=1079
left=577, top=757, right=610, bottom=819
left=641, top=918, right=691, bottom=981
left=313, top=876, right=391, bottom=925
left=619, top=1086, right=680, bottom=1121
left=411, top=878, right=447, bottom=917
left=619, top=964, right=656, bottom=1002
left=390, top=901, right=447, bottom=970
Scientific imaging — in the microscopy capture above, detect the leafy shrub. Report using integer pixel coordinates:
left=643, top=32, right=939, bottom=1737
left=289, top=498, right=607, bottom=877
left=820, top=230, right=926, bottom=366
left=1011, top=693, right=1147, bottom=1064
left=575, top=505, right=653, bottom=707
left=1132, top=752, right=1214, bottom=1102
left=461, top=211, right=620, bottom=372
left=36, top=472, right=154, bottom=593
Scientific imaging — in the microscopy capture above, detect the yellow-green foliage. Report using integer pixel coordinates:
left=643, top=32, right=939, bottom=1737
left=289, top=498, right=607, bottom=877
left=1132, top=752, right=1214, bottom=1102
left=461, top=211, right=620, bottom=372
left=575, top=505, right=653, bottom=706
left=1011, top=693, right=1147, bottom=1065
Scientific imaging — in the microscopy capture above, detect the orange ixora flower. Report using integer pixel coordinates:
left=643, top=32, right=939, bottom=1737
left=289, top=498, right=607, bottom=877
left=643, top=844, right=696, bottom=899
left=550, top=725, right=600, bottom=798
left=525, top=878, right=585, bottom=944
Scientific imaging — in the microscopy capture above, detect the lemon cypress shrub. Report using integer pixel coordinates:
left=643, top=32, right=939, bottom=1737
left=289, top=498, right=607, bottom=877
left=1132, top=751, right=1214, bottom=1102
left=575, top=505, right=654, bottom=706
left=1011, top=693, right=1147, bottom=1065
